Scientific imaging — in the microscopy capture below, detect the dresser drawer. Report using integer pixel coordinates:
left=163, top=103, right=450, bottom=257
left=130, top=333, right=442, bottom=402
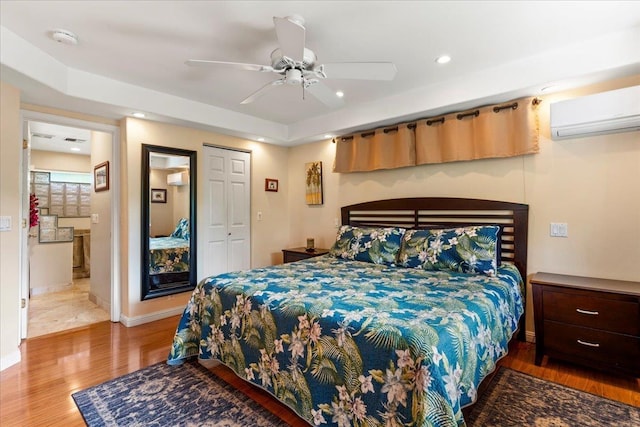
left=542, top=289, right=640, bottom=335
left=544, top=321, right=640, bottom=374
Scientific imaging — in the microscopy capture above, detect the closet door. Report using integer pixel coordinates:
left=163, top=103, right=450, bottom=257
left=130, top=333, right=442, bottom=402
left=202, top=146, right=251, bottom=278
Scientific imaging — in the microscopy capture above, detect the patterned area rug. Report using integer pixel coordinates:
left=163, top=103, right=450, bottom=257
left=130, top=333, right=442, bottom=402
left=466, top=367, right=640, bottom=427
left=72, top=360, right=287, bottom=426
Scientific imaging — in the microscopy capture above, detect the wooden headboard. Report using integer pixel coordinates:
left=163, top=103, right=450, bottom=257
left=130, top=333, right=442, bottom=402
left=341, top=197, right=529, bottom=282
left=342, top=197, right=529, bottom=340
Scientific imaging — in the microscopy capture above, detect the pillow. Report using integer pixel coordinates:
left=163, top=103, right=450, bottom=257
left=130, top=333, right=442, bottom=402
left=170, top=218, right=190, bottom=240
left=397, top=225, right=501, bottom=276
left=329, top=225, right=406, bottom=265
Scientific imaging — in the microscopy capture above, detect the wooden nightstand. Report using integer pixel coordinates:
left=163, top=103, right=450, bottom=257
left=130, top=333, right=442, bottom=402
left=282, top=247, right=330, bottom=263
left=531, top=272, right=640, bottom=377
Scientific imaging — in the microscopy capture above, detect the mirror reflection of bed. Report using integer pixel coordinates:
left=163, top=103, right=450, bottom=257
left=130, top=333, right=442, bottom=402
left=149, top=218, right=190, bottom=288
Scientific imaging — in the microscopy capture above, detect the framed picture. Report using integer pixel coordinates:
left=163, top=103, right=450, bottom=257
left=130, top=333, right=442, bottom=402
left=94, top=161, right=110, bottom=192
left=39, top=214, right=57, bottom=229
left=305, top=161, right=323, bottom=205
left=38, top=227, right=57, bottom=243
left=265, top=178, right=279, bottom=192
left=56, top=227, right=74, bottom=242
left=151, top=188, right=167, bottom=203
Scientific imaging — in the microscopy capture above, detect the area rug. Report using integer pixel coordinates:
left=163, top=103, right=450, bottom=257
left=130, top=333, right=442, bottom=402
left=72, top=360, right=288, bottom=426
left=466, top=367, right=640, bottom=427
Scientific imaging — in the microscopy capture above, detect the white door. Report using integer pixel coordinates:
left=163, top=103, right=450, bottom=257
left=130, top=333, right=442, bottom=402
left=20, top=121, right=31, bottom=339
left=202, top=146, right=250, bottom=278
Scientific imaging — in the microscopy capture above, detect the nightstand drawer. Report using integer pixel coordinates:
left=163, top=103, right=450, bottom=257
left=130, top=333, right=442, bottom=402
left=542, top=290, right=640, bottom=335
left=544, top=321, right=640, bottom=373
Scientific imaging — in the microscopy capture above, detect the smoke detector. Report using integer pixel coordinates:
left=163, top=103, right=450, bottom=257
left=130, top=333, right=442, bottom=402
left=51, top=29, right=78, bottom=45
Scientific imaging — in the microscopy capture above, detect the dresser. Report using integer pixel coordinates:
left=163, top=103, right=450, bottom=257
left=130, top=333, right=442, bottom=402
left=531, top=272, right=640, bottom=377
left=282, top=247, right=330, bottom=263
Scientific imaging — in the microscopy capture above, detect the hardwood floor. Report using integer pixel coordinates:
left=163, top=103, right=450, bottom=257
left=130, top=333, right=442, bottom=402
left=1, top=317, right=638, bottom=426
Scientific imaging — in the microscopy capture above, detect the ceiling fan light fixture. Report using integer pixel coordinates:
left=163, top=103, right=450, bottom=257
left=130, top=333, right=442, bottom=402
left=285, top=68, right=303, bottom=85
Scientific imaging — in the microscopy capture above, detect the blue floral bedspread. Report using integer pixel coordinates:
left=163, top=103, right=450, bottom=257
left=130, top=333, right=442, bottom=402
left=168, top=256, right=523, bottom=427
left=149, top=236, right=189, bottom=273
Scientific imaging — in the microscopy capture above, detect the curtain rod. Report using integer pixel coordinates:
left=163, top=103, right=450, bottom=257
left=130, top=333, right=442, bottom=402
left=332, top=97, right=542, bottom=143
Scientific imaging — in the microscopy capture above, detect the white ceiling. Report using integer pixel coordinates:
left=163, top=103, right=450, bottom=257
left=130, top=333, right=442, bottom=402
left=1, top=1, right=639, bottom=146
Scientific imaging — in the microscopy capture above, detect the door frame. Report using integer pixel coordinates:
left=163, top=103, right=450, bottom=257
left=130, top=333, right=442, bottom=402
left=19, top=110, right=121, bottom=337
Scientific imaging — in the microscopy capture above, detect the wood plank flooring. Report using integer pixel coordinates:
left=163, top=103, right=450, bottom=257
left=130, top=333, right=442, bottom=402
left=1, top=316, right=638, bottom=426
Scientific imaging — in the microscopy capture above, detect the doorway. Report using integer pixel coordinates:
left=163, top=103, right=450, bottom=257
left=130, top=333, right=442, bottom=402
left=20, top=111, right=121, bottom=339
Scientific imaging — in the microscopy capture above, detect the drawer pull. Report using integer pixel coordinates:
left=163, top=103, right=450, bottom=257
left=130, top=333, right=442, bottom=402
left=577, top=339, right=600, bottom=348
left=576, top=308, right=599, bottom=315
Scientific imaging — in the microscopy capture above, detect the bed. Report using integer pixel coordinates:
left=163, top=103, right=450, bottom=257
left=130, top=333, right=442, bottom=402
left=149, top=218, right=190, bottom=274
left=168, top=198, right=528, bottom=427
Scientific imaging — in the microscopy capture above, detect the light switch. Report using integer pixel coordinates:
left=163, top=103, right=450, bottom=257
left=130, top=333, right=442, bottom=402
left=0, top=216, right=11, bottom=231
left=550, top=222, right=568, bottom=237
left=91, top=214, right=99, bottom=224
left=257, top=211, right=263, bottom=221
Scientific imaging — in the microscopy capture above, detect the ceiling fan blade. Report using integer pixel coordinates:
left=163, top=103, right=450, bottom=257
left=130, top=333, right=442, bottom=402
left=305, top=80, right=345, bottom=108
left=185, top=59, right=273, bottom=72
left=273, top=16, right=305, bottom=62
left=321, top=62, right=397, bottom=80
left=240, top=79, right=285, bottom=104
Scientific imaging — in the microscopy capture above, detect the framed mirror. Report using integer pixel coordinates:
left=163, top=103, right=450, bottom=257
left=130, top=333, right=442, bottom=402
left=141, top=144, right=197, bottom=300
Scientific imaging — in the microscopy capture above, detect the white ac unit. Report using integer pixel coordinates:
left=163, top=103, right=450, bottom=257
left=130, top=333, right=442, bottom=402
left=550, top=85, right=640, bottom=140
left=167, top=171, right=189, bottom=186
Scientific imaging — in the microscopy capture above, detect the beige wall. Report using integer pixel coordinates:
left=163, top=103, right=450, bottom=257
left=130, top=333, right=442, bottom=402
left=30, top=150, right=91, bottom=173
left=0, top=82, right=22, bottom=369
left=90, top=130, right=113, bottom=311
left=288, top=75, right=640, bottom=340
left=149, top=169, right=174, bottom=236
left=121, top=118, right=290, bottom=320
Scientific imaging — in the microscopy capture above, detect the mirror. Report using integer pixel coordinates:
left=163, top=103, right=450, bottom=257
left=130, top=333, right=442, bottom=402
left=141, top=144, right=197, bottom=300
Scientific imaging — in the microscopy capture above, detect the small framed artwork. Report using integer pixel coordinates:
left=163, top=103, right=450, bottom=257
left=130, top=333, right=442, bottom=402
left=56, top=227, right=74, bottom=242
left=265, top=178, right=279, bottom=192
left=38, top=228, right=57, bottom=243
left=305, top=161, right=323, bottom=205
left=39, top=214, right=57, bottom=229
left=94, top=161, right=110, bottom=192
left=151, top=188, right=167, bottom=203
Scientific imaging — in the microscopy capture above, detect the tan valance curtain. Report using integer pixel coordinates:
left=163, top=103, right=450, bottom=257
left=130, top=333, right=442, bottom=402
left=333, top=96, right=540, bottom=173
left=333, top=123, right=415, bottom=173
left=415, top=96, right=540, bottom=165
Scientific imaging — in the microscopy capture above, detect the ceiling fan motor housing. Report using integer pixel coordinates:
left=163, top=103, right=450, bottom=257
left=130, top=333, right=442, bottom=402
left=270, top=48, right=317, bottom=70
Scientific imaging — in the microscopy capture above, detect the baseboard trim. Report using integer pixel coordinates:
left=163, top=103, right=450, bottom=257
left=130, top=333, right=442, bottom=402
left=120, top=306, right=185, bottom=327
left=0, top=350, right=21, bottom=372
left=525, top=330, right=536, bottom=343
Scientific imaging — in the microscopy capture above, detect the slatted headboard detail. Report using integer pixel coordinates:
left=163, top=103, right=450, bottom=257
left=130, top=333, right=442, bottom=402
left=341, top=197, right=529, bottom=283
left=341, top=197, right=529, bottom=341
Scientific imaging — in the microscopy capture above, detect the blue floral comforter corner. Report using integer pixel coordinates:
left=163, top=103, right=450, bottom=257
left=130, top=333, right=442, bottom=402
left=168, top=256, right=524, bottom=427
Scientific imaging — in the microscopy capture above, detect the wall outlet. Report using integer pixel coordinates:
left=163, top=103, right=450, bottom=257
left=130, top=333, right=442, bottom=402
left=550, top=222, right=568, bottom=237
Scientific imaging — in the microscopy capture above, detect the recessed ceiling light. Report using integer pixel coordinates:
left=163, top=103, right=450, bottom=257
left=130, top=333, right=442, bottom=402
left=336, top=91, right=344, bottom=98
left=435, top=55, right=451, bottom=64
left=70, top=147, right=81, bottom=152
left=257, top=137, right=265, bottom=142
left=324, top=134, right=332, bottom=138
left=132, top=112, right=146, bottom=118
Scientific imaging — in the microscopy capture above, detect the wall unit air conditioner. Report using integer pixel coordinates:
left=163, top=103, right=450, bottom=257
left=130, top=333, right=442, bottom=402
left=167, top=171, right=189, bottom=186
left=550, top=85, right=640, bottom=140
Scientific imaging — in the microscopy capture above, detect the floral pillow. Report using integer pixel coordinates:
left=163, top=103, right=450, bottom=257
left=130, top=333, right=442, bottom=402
left=329, top=225, right=406, bottom=265
left=170, top=218, right=190, bottom=241
left=397, top=225, right=501, bottom=276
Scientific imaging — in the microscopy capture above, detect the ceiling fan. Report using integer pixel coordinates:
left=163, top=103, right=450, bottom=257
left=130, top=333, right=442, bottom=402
left=185, top=15, right=397, bottom=108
